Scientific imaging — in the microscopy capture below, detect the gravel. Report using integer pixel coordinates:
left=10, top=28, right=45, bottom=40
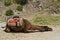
left=0, top=22, right=60, bottom=40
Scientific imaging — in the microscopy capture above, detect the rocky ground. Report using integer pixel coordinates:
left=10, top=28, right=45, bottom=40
left=0, top=22, right=60, bottom=40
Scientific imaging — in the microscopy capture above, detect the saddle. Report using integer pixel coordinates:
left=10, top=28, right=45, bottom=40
left=7, top=18, right=23, bottom=27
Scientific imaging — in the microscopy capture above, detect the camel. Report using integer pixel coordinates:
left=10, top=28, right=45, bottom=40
left=4, top=16, right=52, bottom=33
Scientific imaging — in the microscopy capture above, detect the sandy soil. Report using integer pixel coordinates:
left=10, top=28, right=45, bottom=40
left=0, top=22, right=60, bottom=40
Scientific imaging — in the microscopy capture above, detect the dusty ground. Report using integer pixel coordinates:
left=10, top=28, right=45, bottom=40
left=0, top=22, right=60, bottom=40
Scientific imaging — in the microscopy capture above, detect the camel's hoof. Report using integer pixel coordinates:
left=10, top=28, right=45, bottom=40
left=47, top=28, right=53, bottom=31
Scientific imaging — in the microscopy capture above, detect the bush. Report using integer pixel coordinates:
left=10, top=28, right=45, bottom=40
left=4, top=0, right=12, bottom=6
left=5, top=9, right=14, bottom=16
left=16, top=5, right=23, bottom=11
left=15, top=0, right=27, bottom=5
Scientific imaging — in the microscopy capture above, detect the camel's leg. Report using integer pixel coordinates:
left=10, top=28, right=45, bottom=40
left=31, top=25, right=52, bottom=32
left=22, top=29, right=29, bottom=33
left=21, top=19, right=30, bottom=33
left=45, top=27, right=52, bottom=31
left=33, top=25, right=46, bottom=32
left=38, top=26, right=53, bottom=32
left=22, top=25, right=30, bottom=33
left=38, top=27, right=46, bottom=32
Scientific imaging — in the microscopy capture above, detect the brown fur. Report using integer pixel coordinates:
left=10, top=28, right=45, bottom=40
left=22, top=19, right=52, bottom=32
left=4, top=18, right=52, bottom=33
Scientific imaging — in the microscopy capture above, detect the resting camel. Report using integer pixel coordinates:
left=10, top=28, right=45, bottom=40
left=4, top=16, right=52, bottom=33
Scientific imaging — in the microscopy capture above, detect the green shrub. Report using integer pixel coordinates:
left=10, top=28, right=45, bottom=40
left=5, top=9, right=14, bottom=16
left=16, top=5, right=23, bottom=11
left=4, top=0, right=12, bottom=6
left=15, top=0, right=27, bottom=5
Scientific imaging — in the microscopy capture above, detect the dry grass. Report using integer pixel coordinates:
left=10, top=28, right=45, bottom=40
left=32, top=16, right=60, bottom=25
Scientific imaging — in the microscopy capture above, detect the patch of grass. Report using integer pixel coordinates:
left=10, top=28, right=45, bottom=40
left=5, top=9, right=14, bottom=16
left=32, top=16, right=60, bottom=25
left=4, top=0, right=12, bottom=6
left=16, top=5, right=23, bottom=11
left=15, top=0, right=28, bottom=5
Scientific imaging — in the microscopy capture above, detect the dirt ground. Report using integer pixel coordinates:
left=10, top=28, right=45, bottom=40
left=0, top=22, right=60, bottom=40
